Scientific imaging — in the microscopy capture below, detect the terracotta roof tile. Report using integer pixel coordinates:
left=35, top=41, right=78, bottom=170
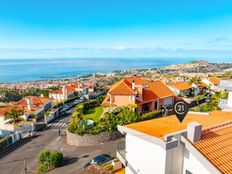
left=194, top=123, right=232, bottom=174
left=169, top=82, right=193, bottom=90
left=108, top=79, right=136, bottom=95
left=126, top=111, right=232, bottom=138
left=149, top=81, right=175, bottom=98
left=105, top=77, right=175, bottom=105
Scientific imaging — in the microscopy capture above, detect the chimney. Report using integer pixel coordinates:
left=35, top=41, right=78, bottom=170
left=187, top=122, right=202, bottom=143
left=26, top=98, right=32, bottom=111
left=132, top=80, right=135, bottom=90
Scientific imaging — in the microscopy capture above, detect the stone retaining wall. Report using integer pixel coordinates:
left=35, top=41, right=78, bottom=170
left=67, top=130, right=123, bottom=146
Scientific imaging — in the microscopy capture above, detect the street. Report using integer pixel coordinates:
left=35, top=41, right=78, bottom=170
left=0, top=106, right=124, bottom=174
left=0, top=107, right=73, bottom=174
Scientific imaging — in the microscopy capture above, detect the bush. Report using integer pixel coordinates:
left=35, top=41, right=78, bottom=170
left=38, top=149, right=50, bottom=165
left=200, top=105, right=212, bottom=112
left=49, top=152, right=63, bottom=167
left=140, top=110, right=162, bottom=121
left=37, top=164, right=54, bottom=174
left=37, top=149, right=64, bottom=173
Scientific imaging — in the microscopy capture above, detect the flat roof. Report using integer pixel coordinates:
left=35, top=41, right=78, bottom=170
left=126, top=111, right=232, bottom=138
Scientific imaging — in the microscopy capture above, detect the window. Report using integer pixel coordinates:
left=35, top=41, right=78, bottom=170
left=185, top=170, right=193, bottom=174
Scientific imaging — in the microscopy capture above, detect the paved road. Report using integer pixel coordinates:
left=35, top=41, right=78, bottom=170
left=0, top=108, right=74, bottom=174
left=0, top=106, right=124, bottom=174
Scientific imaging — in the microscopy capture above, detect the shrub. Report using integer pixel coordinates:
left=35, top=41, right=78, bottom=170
left=200, top=105, right=212, bottom=112
left=37, top=149, right=64, bottom=174
left=37, top=164, right=53, bottom=174
left=49, top=152, right=63, bottom=167
left=140, top=110, right=162, bottom=121
left=38, top=149, right=50, bottom=165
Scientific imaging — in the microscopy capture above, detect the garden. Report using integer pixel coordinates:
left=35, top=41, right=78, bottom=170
left=191, top=91, right=228, bottom=112
left=68, top=96, right=162, bottom=136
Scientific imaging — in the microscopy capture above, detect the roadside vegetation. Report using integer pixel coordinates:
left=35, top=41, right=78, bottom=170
left=37, top=149, right=64, bottom=174
left=191, top=91, right=228, bottom=112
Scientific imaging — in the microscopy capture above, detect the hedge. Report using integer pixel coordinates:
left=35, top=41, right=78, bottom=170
left=140, top=110, right=162, bottom=121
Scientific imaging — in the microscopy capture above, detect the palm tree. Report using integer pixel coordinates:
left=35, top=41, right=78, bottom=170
left=4, top=107, right=24, bottom=125
left=189, top=76, right=202, bottom=85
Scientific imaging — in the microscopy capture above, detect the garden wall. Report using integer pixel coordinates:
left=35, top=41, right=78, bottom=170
left=67, top=130, right=123, bottom=146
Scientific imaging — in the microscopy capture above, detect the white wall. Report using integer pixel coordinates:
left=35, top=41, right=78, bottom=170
left=182, top=148, right=212, bottom=174
left=125, top=134, right=167, bottom=174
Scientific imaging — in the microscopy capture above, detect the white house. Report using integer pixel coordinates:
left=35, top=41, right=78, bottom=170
left=218, top=79, right=232, bottom=110
left=117, top=112, right=232, bottom=174
left=168, top=82, right=194, bottom=97
left=202, top=77, right=220, bottom=91
left=49, top=85, right=76, bottom=101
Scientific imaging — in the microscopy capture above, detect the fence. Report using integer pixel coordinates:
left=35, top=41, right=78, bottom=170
left=0, top=131, right=22, bottom=151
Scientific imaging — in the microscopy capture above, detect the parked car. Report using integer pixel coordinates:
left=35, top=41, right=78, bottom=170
left=83, top=154, right=112, bottom=169
left=73, top=100, right=80, bottom=105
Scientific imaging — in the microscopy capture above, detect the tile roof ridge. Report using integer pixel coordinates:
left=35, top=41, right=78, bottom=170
left=202, top=120, right=232, bottom=134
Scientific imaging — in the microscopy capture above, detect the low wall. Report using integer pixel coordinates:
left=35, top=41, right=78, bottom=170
left=67, top=130, right=123, bottom=146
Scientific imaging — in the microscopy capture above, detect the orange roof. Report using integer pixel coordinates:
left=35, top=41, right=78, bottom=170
left=126, top=111, right=232, bottom=138
left=209, top=77, right=220, bottom=85
left=106, top=77, right=175, bottom=104
left=135, top=88, right=158, bottom=104
left=170, top=82, right=193, bottom=90
left=7, top=96, right=51, bottom=115
left=194, top=124, right=232, bottom=174
left=0, top=105, right=24, bottom=117
left=108, top=79, right=136, bottom=95
left=149, top=81, right=175, bottom=98
left=51, top=85, right=76, bottom=95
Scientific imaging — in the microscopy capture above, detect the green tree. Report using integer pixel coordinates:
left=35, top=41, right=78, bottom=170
left=4, top=107, right=23, bottom=125
left=189, top=76, right=201, bottom=85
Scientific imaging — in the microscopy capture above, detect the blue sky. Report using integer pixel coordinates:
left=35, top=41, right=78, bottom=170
left=1, top=0, right=232, bottom=58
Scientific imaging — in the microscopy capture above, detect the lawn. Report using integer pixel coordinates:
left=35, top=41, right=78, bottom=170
left=85, top=106, right=103, bottom=122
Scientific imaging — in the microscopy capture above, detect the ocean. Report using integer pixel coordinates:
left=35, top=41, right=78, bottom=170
left=0, top=57, right=232, bottom=83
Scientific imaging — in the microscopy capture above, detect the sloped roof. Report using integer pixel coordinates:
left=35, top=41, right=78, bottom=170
left=169, top=82, right=193, bottom=90
left=209, top=77, right=220, bottom=85
left=194, top=123, right=232, bottom=174
left=149, top=81, right=175, bottom=98
left=108, top=79, right=136, bottom=95
left=125, top=111, right=232, bottom=138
